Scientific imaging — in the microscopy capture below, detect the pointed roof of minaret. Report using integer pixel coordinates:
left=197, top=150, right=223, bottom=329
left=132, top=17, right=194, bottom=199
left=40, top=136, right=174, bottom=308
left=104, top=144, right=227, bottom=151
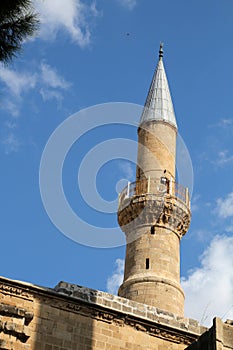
left=140, top=43, right=177, bottom=129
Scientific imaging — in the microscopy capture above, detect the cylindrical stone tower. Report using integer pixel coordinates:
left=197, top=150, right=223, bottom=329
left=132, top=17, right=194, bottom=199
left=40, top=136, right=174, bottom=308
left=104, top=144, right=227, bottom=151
left=118, top=44, right=191, bottom=316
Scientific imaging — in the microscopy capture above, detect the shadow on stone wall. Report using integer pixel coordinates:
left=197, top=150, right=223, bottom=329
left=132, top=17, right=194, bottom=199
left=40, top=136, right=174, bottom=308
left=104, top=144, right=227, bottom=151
left=0, top=278, right=96, bottom=350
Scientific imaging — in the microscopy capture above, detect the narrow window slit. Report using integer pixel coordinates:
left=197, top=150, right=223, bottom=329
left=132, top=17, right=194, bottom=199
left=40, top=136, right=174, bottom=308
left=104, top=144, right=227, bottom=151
left=146, top=258, right=149, bottom=269
left=151, top=226, right=155, bottom=235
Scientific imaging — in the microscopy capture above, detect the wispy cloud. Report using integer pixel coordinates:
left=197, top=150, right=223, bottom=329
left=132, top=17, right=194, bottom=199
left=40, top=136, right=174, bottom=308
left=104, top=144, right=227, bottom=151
left=117, top=0, right=137, bottom=10
left=5, top=121, right=17, bottom=129
left=203, top=119, right=233, bottom=167
left=117, top=160, right=135, bottom=181
left=39, top=88, right=63, bottom=103
left=0, top=66, right=36, bottom=98
left=40, top=62, right=70, bottom=89
left=188, top=229, right=213, bottom=243
left=107, top=258, right=124, bottom=295
left=0, top=62, right=71, bottom=115
left=39, top=62, right=70, bottom=103
left=209, top=118, right=233, bottom=129
left=214, top=150, right=233, bottom=166
left=1, top=99, right=21, bottom=117
left=182, top=235, right=233, bottom=326
left=225, top=225, right=233, bottom=233
left=1, top=133, right=21, bottom=154
left=218, top=118, right=233, bottom=128
left=34, top=0, right=99, bottom=46
left=215, top=192, right=233, bottom=219
left=191, top=193, right=201, bottom=212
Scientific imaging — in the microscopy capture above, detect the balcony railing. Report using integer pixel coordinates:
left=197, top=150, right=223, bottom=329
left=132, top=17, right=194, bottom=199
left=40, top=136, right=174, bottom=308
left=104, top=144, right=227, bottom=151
left=118, top=177, right=190, bottom=208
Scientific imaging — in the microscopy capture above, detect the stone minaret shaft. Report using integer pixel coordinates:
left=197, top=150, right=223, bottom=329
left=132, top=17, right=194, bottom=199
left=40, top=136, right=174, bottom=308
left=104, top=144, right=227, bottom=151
left=118, top=44, right=191, bottom=316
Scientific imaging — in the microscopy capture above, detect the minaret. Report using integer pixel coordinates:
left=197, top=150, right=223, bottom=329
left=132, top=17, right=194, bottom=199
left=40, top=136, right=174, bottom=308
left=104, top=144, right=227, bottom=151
left=118, top=44, right=191, bottom=316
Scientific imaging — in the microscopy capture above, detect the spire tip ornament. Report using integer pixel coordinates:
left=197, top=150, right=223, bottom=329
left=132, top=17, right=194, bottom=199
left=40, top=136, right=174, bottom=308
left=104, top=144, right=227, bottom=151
left=159, top=42, right=164, bottom=58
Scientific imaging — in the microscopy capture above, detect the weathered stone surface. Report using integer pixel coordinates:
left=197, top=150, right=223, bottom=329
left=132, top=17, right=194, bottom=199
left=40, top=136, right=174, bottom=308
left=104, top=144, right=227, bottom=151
left=117, top=120, right=191, bottom=316
left=0, top=276, right=207, bottom=350
left=54, top=280, right=205, bottom=336
left=0, top=303, right=33, bottom=322
left=185, top=318, right=233, bottom=350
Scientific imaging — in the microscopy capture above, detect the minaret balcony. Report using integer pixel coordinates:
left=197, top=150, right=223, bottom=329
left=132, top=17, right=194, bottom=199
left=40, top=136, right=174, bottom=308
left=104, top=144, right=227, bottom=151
left=119, top=177, right=190, bottom=209
left=118, top=177, right=191, bottom=237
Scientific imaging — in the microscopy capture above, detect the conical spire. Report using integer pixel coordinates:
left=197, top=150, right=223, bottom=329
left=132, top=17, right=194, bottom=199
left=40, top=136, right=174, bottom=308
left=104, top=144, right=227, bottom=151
left=140, top=43, right=177, bottom=128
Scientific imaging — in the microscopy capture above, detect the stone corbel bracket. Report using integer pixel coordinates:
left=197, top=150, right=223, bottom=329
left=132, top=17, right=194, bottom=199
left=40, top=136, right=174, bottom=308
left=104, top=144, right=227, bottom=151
left=0, top=303, right=33, bottom=347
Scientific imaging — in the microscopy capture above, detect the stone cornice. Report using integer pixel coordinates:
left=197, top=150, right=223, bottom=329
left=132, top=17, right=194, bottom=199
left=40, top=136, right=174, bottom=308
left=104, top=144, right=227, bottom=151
left=0, top=276, right=207, bottom=346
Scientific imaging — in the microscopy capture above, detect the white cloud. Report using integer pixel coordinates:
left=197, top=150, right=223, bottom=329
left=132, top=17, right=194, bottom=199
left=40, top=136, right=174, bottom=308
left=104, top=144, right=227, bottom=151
left=40, top=62, right=70, bottom=89
left=39, top=88, right=63, bottom=103
left=107, top=258, right=124, bottom=295
left=182, top=235, right=233, bottom=326
left=216, top=192, right=233, bottom=218
left=117, top=0, right=137, bottom=10
left=2, top=133, right=21, bottom=154
left=0, top=62, right=71, bottom=115
left=39, top=62, right=70, bottom=102
left=1, top=99, right=20, bottom=117
left=34, top=0, right=98, bottom=46
left=0, top=66, right=36, bottom=98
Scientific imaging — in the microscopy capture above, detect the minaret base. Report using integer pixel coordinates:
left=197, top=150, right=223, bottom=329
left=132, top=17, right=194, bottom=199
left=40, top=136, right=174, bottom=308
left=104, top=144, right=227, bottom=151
left=118, top=275, right=185, bottom=316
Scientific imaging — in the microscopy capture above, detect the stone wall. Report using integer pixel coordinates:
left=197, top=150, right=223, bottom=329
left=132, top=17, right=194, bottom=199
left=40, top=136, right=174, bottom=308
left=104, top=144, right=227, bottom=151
left=0, top=276, right=206, bottom=350
left=186, top=318, right=233, bottom=350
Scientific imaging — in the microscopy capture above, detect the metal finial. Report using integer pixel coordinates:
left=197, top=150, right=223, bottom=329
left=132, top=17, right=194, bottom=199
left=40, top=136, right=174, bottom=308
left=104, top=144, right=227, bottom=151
left=159, top=42, right=164, bottom=58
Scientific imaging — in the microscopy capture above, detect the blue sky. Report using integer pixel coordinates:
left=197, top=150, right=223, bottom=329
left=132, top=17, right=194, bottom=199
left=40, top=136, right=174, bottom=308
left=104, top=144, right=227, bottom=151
left=0, top=0, right=233, bottom=326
